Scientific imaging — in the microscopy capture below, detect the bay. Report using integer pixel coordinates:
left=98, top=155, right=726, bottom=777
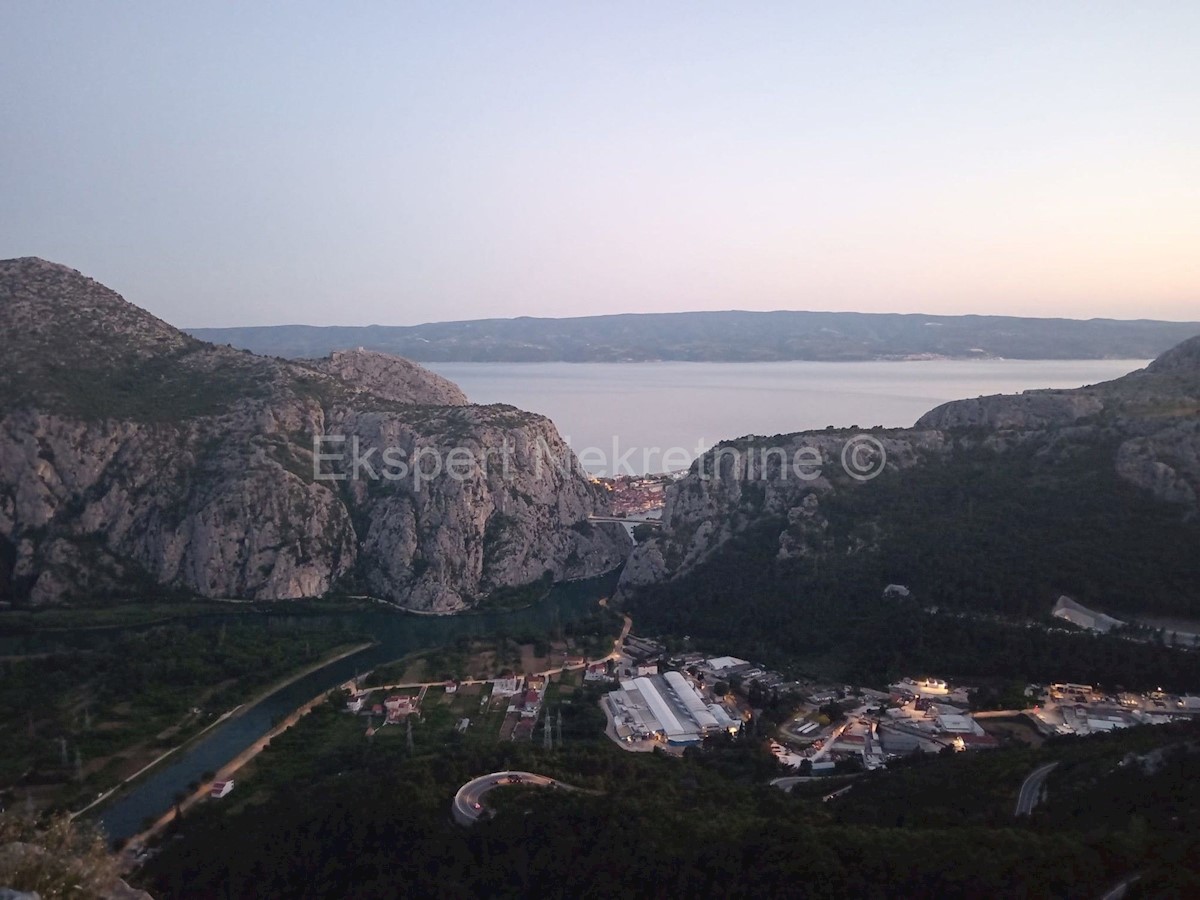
left=427, top=359, right=1150, bottom=475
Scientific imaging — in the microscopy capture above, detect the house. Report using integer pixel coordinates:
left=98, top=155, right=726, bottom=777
left=444, top=681, right=458, bottom=694
left=584, top=662, right=610, bottom=682
left=210, top=780, right=234, bottom=798
left=491, top=677, right=522, bottom=696
left=346, top=695, right=365, bottom=713
left=633, top=662, right=659, bottom=677
left=383, top=695, right=415, bottom=723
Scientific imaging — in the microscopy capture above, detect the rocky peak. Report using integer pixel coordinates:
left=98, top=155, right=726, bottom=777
left=0, top=260, right=630, bottom=609
left=303, top=348, right=468, bottom=406
left=1146, top=333, right=1200, bottom=376
left=0, top=257, right=190, bottom=359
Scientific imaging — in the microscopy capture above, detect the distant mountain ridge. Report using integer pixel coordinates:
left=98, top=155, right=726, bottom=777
left=189, top=310, right=1200, bottom=363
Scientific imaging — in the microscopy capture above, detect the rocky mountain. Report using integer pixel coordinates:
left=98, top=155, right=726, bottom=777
left=304, top=348, right=468, bottom=406
left=189, top=310, right=1200, bottom=363
left=620, top=337, right=1200, bottom=620
left=0, top=258, right=629, bottom=610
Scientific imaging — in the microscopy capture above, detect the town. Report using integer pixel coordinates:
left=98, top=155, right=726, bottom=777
left=329, top=627, right=1200, bottom=782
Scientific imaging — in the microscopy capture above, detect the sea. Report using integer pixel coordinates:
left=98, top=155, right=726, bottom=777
left=427, top=359, right=1150, bottom=475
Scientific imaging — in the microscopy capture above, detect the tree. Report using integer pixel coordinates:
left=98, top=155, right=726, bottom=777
left=632, top=523, right=657, bottom=543
left=819, top=702, right=845, bottom=724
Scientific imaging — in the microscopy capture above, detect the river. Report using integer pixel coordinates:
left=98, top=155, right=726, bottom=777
left=427, top=359, right=1149, bottom=474
left=80, top=573, right=617, bottom=841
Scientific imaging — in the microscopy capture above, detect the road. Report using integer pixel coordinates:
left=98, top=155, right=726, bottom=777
left=358, top=613, right=632, bottom=696
left=586, top=515, right=660, bottom=527
left=1098, top=874, right=1141, bottom=900
left=1015, top=761, right=1059, bottom=816
left=452, top=770, right=579, bottom=826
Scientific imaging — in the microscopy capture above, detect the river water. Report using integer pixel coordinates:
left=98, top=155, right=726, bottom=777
left=76, top=574, right=617, bottom=840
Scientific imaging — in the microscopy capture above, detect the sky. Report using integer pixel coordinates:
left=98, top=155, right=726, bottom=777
left=2, top=3, right=1198, bottom=327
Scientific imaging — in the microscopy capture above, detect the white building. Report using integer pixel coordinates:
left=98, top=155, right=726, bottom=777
left=491, top=677, right=522, bottom=697
left=705, top=656, right=749, bottom=671
left=210, top=780, right=234, bottom=798
left=606, top=672, right=728, bottom=746
left=935, top=714, right=974, bottom=734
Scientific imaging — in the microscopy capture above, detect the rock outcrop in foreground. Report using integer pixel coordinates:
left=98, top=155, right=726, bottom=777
left=0, top=258, right=629, bottom=610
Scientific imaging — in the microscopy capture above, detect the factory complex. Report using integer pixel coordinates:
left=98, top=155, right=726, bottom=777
left=606, top=670, right=740, bottom=746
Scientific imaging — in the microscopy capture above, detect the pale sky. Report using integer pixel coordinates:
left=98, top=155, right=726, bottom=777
left=2, top=2, right=1198, bottom=326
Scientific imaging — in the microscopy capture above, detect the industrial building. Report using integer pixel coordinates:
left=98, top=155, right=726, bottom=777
left=606, top=671, right=738, bottom=746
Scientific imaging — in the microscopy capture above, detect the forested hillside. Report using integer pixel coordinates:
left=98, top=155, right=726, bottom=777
left=140, top=691, right=1200, bottom=898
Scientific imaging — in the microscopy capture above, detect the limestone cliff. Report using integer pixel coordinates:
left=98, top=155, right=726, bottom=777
left=0, top=258, right=629, bottom=609
left=621, top=336, right=1200, bottom=597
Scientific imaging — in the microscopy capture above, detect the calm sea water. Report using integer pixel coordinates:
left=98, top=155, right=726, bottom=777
left=427, top=359, right=1149, bottom=475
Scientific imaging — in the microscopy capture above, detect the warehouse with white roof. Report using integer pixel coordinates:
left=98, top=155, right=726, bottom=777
left=606, top=671, right=728, bottom=746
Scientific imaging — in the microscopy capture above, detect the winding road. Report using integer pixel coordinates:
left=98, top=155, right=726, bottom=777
left=452, top=770, right=580, bottom=826
left=1015, top=761, right=1059, bottom=816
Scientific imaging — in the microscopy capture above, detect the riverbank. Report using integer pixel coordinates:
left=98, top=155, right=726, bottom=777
left=88, top=640, right=373, bottom=831
left=123, top=607, right=629, bottom=852
left=123, top=684, right=332, bottom=857
left=92, top=573, right=621, bottom=842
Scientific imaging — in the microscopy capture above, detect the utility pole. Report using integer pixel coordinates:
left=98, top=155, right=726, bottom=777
left=406, top=716, right=414, bottom=754
left=543, top=708, right=552, bottom=750
left=556, top=709, right=563, bottom=748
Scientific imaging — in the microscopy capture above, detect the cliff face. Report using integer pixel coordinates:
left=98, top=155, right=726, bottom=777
left=0, top=258, right=628, bottom=609
left=621, top=338, right=1200, bottom=597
